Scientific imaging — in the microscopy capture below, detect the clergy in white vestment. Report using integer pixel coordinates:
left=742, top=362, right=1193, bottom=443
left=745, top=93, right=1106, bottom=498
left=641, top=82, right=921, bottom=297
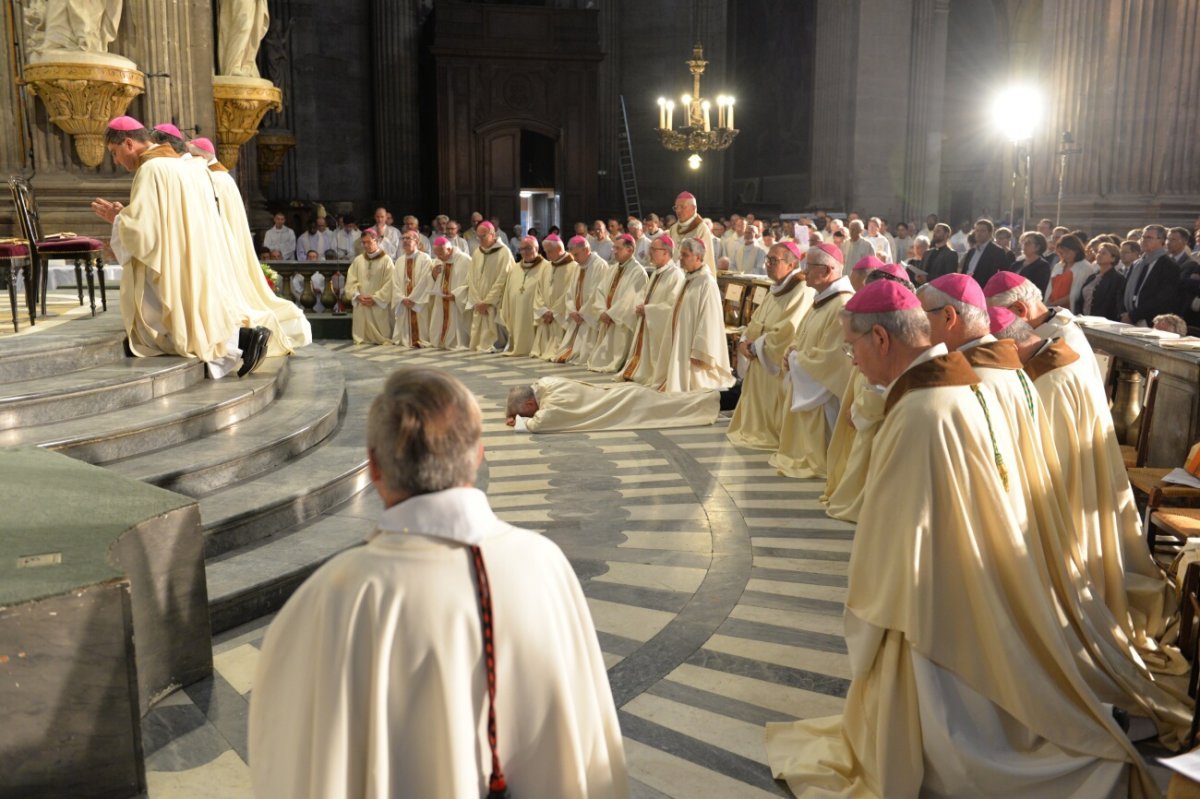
left=863, top=216, right=893, bottom=262
left=620, top=236, right=686, bottom=388
left=590, top=220, right=615, bottom=263
left=367, top=207, right=402, bottom=259
left=425, top=238, right=472, bottom=350
left=659, top=238, right=734, bottom=392
left=629, top=219, right=652, bottom=263
left=466, top=221, right=514, bottom=352
left=249, top=369, right=629, bottom=799
left=500, top=236, right=548, bottom=357
left=667, top=191, right=717, bottom=272
left=765, top=280, right=1156, bottom=799
left=263, top=211, right=297, bottom=260
left=391, top=230, right=435, bottom=348
left=332, top=215, right=362, bottom=259
left=401, top=215, right=432, bottom=253
left=770, top=243, right=855, bottom=478
left=983, top=271, right=1105, bottom=388
left=727, top=243, right=815, bottom=450
left=587, top=234, right=649, bottom=373
left=95, top=117, right=263, bottom=380
left=551, top=236, right=612, bottom=365
left=189, top=137, right=312, bottom=356
left=444, top=220, right=470, bottom=255
left=343, top=230, right=395, bottom=345
left=732, top=225, right=768, bottom=275
left=530, top=235, right=575, bottom=360
left=506, top=377, right=719, bottom=433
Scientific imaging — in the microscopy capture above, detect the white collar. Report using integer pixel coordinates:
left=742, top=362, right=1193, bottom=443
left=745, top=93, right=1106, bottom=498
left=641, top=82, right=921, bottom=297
left=814, top=275, right=853, bottom=302
left=957, top=333, right=996, bottom=351
left=371, top=487, right=501, bottom=546
left=770, top=271, right=801, bottom=294
left=885, top=343, right=949, bottom=396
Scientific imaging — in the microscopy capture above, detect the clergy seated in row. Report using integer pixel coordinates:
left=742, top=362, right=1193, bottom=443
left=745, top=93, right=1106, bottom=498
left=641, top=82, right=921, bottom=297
left=343, top=230, right=395, bottom=345
left=732, top=224, right=768, bottom=275
left=500, top=236, right=549, bottom=357
left=588, top=234, right=649, bottom=373
left=726, top=242, right=815, bottom=450
left=766, top=281, right=1159, bottom=798
left=620, top=236, right=685, bottom=387
left=263, top=212, right=297, bottom=260
left=367, top=207, right=403, bottom=260
left=820, top=260, right=914, bottom=523
left=657, top=238, right=735, bottom=392
left=392, top=231, right=434, bottom=349
left=668, top=191, right=718, bottom=272
left=250, top=368, right=629, bottom=798
left=333, top=215, right=362, bottom=259
left=425, top=237, right=473, bottom=350
left=552, top=236, right=612, bottom=365
left=95, top=117, right=273, bottom=379
left=530, top=235, right=575, bottom=360
left=505, top=377, right=720, bottom=434
left=466, top=221, right=514, bottom=353
left=991, top=307, right=1186, bottom=681
left=296, top=218, right=335, bottom=262
left=770, top=243, right=855, bottom=478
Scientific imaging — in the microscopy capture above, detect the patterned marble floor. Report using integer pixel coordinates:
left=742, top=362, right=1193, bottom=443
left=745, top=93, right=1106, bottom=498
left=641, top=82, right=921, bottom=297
left=139, top=341, right=858, bottom=798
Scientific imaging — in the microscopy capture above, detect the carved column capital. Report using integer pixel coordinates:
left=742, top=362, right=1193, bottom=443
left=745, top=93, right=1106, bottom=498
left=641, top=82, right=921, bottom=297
left=23, top=61, right=146, bottom=168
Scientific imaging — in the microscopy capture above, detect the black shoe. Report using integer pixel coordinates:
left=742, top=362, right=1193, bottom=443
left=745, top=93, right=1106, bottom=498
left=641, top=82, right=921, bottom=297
left=122, top=336, right=134, bottom=357
left=237, top=327, right=271, bottom=377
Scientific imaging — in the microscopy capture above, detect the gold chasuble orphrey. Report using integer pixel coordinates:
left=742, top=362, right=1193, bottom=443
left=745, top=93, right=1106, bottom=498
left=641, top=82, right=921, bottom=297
left=587, top=258, right=649, bottom=373
left=392, top=251, right=434, bottom=348
left=426, top=250, right=472, bottom=350
left=766, top=347, right=1156, bottom=799
left=621, top=261, right=685, bottom=388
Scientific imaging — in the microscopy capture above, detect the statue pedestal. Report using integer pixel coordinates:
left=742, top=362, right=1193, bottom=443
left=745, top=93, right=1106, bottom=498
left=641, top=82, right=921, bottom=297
left=23, top=57, right=145, bottom=168
left=256, top=129, right=296, bottom=193
left=212, top=76, right=282, bottom=171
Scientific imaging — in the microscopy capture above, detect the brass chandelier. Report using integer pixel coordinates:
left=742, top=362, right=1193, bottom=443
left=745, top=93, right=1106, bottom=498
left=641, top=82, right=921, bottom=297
left=655, top=43, right=737, bottom=170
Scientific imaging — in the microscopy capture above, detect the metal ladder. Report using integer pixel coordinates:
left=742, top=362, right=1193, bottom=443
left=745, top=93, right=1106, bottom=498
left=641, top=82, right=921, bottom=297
left=617, top=95, right=642, bottom=219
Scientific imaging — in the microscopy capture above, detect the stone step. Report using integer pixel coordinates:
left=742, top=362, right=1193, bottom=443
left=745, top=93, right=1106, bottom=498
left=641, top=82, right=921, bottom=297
left=0, top=357, right=204, bottom=431
left=0, top=356, right=290, bottom=464
left=0, top=313, right=126, bottom=383
left=103, top=348, right=344, bottom=497
left=197, top=352, right=382, bottom=559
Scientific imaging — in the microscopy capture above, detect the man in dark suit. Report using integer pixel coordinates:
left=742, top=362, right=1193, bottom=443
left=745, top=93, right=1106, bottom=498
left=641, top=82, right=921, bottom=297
left=919, top=223, right=960, bottom=284
left=961, top=218, right=1013, bottom=288
left=1123, top=225, right=1181, bottom=326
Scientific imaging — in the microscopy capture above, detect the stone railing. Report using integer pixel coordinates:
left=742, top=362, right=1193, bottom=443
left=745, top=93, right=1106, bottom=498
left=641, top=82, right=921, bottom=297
left=263, top=259, right=351, bottom=313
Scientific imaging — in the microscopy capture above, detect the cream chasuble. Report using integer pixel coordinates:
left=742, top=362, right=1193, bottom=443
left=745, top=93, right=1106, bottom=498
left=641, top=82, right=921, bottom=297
left=500, top=256, right=548, bottom=357
left=344, top=252, right=395, bottom=344
left=660, top=267, right=735, bottom=392
left=425, top=249, right=472, bottom=349
left=530, top=255, right=575, bottom=360
left=587, top=258, right=650, bottom=373
left=552, top=254, right=611, bottom=365
left=1034, top=307, right=1105, bottom=388
left=770, top=279, right=855, bottom=478
left=205, top=161, right=311, bottom=355
left=726, top=274, right=815, bottom=450
left=963, top=336, right=1191, bottom=747
left=391, top=250, right=434, bottom=348
left=668, top=214, right=717, bottom=271
left=113, top=145, right=242, bottom=365
left=820, top=368, right=885, bottom=523
left=467, top=244, right=514, bottom=352
left=1028, top=340, right=1185, bottom=684
left=766, top=347, right=1155, bottom=799
left=249, top=488, right=629, bottom=799
left=621, top=261, right=685, bottom=388
left=517, top=377, right=719, bottom=433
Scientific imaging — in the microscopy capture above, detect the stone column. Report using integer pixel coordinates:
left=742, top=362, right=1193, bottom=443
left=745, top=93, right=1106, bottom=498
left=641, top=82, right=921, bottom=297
left=808, top=0, right=859, bottom=210
left=900, top=0, right=950, bottom=224
left=372, top=0, right=421, bottom=206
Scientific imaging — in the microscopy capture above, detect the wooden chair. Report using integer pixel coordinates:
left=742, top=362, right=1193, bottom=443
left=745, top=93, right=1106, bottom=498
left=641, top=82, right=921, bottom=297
left=8, top=176, right=107, bottom=317
left=1120, top=368, right=1159, bottom=468
left=0, top=241, right=34, bottom=331
left=1149, top=506, right=1200, bottom=559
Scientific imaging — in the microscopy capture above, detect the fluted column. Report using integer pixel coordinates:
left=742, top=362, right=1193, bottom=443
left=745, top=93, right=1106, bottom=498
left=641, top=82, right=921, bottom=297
left=900, top=0, right=950, bottom=223
left=808, top=0, right=859, bottom=209
left=372, top=0, right=421, bottom=205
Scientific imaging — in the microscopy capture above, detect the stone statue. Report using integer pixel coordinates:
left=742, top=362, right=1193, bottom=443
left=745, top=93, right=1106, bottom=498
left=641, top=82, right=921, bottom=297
left=23, top=0, right=124, bottom=58
left=262, top=17, right=294, bottom=97
left=217, top=0, right=270, bottom=78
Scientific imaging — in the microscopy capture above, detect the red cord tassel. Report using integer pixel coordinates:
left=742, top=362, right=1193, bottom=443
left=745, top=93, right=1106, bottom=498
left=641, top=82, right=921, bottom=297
left=487, top=772, right=509, bottom=799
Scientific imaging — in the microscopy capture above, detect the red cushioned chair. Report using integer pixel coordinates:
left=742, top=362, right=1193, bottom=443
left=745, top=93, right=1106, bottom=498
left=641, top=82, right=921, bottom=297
left=8, top=176, right=107, bottom=318
left=0, top=241, right=33, bottom=331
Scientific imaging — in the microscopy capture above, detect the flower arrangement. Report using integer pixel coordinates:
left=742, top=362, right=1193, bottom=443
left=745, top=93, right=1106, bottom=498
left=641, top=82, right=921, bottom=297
left=260, top=263, right=280, bottom=293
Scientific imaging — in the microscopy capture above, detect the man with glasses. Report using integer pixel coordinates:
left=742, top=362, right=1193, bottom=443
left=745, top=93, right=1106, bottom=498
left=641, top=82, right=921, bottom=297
left=587, top=234, right=649, bottom=373
left=552, top=236, right=612, bottom=364
left=1121, top=225, right=1180, bottom=326
left=667, top=191, right=717, bottom=272
left=659, top=238, right=733, bottom=392
left=621, top=236, right=685, bottom=387
left=770, top=243, right=855, bottom=479
left=727, top=242, right=815, bottom=450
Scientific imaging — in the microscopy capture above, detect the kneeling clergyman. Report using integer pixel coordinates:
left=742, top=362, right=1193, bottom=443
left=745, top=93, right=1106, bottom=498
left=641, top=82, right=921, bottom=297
left=587, top=234, right=649, bottom=373
left=659, top=238, right=734, bottom=392
left=466, top=221, right=513, bottom=352
left=391, top=230, right=434, bottom=348
left=505, top=378, right=719, bottom=433
left=552, top=237, right=611, bottom=365
left=425, top=237, right=472, bottom=349
left=620, top=236, right=685, bottom=388
left=530, top=234, right=574, bottom=360
left=343, top=229, right=395, bottom=345
left=765, top=280, right=1155, bottom=798
left=500, top=236, right=547, bottom=357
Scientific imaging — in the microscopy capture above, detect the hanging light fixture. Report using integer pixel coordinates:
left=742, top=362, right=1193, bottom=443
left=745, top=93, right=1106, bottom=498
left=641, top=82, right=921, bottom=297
left=655, top=42, right=738, bottom=169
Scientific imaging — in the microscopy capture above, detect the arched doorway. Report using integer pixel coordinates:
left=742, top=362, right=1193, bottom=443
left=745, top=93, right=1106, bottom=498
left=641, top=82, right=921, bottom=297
left=478, top=121, right=561, bottom=234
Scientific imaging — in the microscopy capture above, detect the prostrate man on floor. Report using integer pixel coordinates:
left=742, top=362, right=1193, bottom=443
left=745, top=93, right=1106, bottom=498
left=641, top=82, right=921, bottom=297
left=770, top=243, right=854, bottom=478
left=659, top=238, right=734, bottom=392
left=391, top=230, right=434, bottom=349
left=727, top=242, right=814, bottom=450
left=587, top=234, right=649, bottom=373
left=93, top=116, right=269, bottom=379
left=621, top=235, right=685, bottom=388
left=343, top=229, right=395, bottom=345
left=530, top=234, right=574, bottom=360
left=506, top=377, right=720, bottom=433
left=250, top=368, right=629, bottom=798
left=466, top=221, right=514, bottom=352
left=500, top=236, right=547, bottom=358
left=765, top=280, right=1155, bottom=798
left=668, top=191, right=717, bottom=272
left=552, top=236, right=611, bottom=365
left=425, top=237, right=472, bottom=350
